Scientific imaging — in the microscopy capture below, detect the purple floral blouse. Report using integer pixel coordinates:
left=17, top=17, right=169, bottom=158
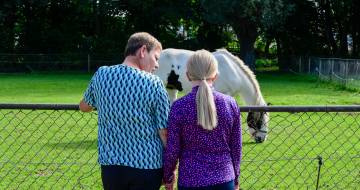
left=163, top=86, right=242, bottom=188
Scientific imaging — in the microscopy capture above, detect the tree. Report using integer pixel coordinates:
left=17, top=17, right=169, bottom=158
left=0, top=1, right=17, bottom=52
left=350, top=0, right=360, bottom=56
left=200, top=0, right=294, bottom=71
left=276, top=0, right=358, bottom=62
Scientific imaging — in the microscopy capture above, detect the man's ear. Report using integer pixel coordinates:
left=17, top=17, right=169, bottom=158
left=139, top=45, right=147, bottom=58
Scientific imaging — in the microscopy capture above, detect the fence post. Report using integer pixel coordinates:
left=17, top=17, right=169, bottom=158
left=308, top=57, right=311, bottom=74
left=331, top=59, right=334, bottom=81
left=345, top=60, right=348, bottom=87
left=316, top=156, right=323, bottom=190
left=319, top=59, right=322, bottom=79
left=87, top=54, right=91, bottom=73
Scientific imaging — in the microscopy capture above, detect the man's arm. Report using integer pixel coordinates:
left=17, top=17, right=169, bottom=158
left=79, top=99, right=93, bottom=112
left=158, top=128, right=168, bottom=147
left=154, top=79, right=170, bottom=146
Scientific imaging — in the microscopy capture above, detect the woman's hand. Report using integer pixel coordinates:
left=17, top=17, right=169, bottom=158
left=165, top=182, right=174, bottom=190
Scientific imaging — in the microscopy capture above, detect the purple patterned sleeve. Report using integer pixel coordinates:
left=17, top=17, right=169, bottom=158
left=230, top=99, right=242, bottom=186
left=163, top=103, right=181, bottom=184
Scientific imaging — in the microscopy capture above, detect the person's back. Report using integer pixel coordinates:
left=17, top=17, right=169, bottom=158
left=163, top=50, right=242, bottom=190
left=86, top=64, right=168, bottom=168
left=166, top=88, right=241, bottom=187
left=80, top=32, right=170, bottom=190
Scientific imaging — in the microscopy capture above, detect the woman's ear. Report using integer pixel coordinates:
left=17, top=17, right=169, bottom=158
left=211, top=73, right=218, bottom=82
left=186, top=72, right=192, bottom=81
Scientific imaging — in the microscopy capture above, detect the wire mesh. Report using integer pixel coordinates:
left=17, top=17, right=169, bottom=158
left=290, top=56, right=360, bottom=89
left=0, top=109, right=99, bottom=189
left=0, top=105, right=359, bottom=189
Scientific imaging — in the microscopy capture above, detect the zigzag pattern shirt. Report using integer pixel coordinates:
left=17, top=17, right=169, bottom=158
left=83, top=64, right=170, bottom=169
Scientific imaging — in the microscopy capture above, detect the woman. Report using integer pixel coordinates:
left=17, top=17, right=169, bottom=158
left=163, top=50, right=242, bottom=190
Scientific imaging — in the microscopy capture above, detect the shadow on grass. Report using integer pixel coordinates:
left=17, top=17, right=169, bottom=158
left=243, top=141, right=258, bottom=145
left=46, top=139, right=97, bottom=150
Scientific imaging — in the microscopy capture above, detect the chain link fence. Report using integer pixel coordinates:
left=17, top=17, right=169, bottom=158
left=0, top=104, right=359, bottom=189
left=290, top=56, right=360, bottom=89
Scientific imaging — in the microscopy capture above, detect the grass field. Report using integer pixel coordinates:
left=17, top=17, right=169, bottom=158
left=0, top=71, right=359, bottom=105
left=0, top=72, right=359, bottom=189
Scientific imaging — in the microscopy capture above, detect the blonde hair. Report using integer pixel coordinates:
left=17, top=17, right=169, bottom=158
left=124, top=32, right=162, bottom=57
left=187, top=50, right=218, bottom=130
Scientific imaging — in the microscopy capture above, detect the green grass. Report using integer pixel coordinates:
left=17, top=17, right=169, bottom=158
left=0, top=72, right=90, bottom=103
left=256, top=72, right=360, bottom=105
left=0, top=72, right=359, bottom=189
left=0, top=71, right=359, bottom=105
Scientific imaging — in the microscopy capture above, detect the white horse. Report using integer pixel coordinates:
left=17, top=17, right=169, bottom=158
left=155, top=48, right=269, bottom=143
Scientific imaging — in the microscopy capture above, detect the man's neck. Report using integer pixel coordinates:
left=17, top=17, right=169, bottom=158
left=123, top=56, right=140, bottom=70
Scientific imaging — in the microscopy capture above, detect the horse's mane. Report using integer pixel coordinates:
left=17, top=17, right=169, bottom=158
left=215, top=49, right=262, bottom=103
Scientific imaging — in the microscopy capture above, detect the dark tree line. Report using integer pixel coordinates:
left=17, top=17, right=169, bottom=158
left=0, top=0, right=359, bottom=71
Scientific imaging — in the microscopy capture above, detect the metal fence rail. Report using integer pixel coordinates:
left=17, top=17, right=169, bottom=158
left=1, top=104, right=359, bottom=190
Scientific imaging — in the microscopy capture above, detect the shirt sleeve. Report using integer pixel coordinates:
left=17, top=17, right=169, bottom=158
left=83, top=70, right=99, bottom=108
left=163, top=102, right=181, bottom=184
left=154, top=79, right=170, bottom=129
left=230, top=98, right=242, bottom=186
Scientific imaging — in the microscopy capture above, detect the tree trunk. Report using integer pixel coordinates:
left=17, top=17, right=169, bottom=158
left=351, top=0, right=360, bottom=57
left=338, top=23, right=349, bottom=57
left=320, top=0, right=338, bottom=55
left=3, top=2, right=16, bottom=52
left=264, top=39, right=271, bottom=59
left=232, top=22, right=258, bottom=71
left=276, top=33, right=297, bottom=72
left=276, top=37, right=288, bottom=72
left=93, top=0, right=100, bottom=36
left=22, top=1, right=32, bottom=53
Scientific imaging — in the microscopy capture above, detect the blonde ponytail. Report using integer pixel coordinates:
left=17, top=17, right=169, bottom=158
left=187, top=50, right=218, bottom=130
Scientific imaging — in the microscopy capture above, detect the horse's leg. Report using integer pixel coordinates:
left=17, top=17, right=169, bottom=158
left=166, top=88, right=178, bottom=104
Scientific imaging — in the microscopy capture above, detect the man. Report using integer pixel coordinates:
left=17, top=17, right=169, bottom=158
left=79, top=32, right=170, bottom=190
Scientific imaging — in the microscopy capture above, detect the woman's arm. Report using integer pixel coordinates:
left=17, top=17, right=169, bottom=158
left=163, top=104, right=182, bottom=185
left=230, top=99, right=242, bottom=188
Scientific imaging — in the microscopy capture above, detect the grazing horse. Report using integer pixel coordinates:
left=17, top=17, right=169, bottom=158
left=155, top=48, right=269, bottom=143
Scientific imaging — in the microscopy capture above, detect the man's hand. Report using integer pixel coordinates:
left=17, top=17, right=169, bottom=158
left=159, top=128, right=168, bottom=147
left=79, top=99, right=93, bottom=112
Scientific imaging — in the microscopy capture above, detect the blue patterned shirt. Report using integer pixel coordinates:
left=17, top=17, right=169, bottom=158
left=83, top=64, right=170, bottom=169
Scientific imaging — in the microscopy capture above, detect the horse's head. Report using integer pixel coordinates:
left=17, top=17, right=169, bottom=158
left=247, top=111, right=269, bottom=143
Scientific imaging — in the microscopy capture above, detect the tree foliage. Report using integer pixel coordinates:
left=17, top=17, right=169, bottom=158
left=199, top=0, right=294, bottom=70
left=0, top=0, right=359, bottom=71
